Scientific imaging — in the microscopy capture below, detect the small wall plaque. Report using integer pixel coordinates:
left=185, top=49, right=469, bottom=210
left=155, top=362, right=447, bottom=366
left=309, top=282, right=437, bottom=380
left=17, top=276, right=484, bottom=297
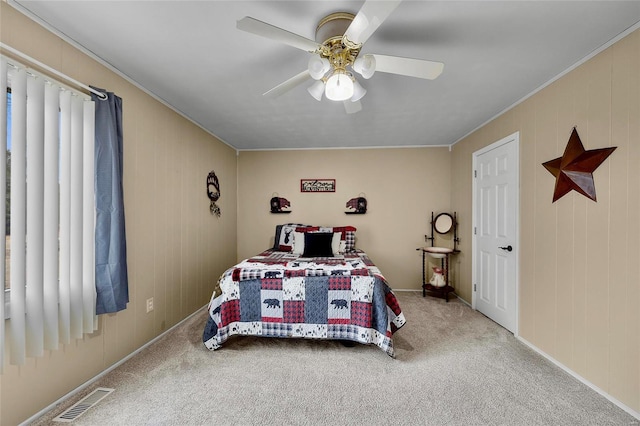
left=300, top=179, right=336, bottom=193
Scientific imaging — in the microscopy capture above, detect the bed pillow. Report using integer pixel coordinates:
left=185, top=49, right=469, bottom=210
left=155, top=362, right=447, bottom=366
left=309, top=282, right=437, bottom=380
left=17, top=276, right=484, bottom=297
left=277, top=226, right=296, bottom=251
left=289, top=225, right=357, bottom=252
left=274, top=223, right=309, bottom=251
left=293, top=230, right=340, bottom=255
left=292, top=231, right=305, bottom=255
left=295, top=226, right=320, bottom=233
left=337, top=228, right=356, bottom=252
left=344, top=230, right=356, bottom=252
left=317, top=226, right=357, bottom=252
left=273, top=225, right=283, bottom=249
left=302, top=232, right=334, bottom=257
left=332, top=232, right=342, bottom=255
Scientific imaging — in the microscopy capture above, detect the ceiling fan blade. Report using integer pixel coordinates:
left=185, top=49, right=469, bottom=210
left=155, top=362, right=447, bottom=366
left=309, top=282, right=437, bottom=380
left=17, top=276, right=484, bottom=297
left=263, top=70, right=312, bottom=98
left=344, top=0, right=402, bottom=46
left=372, top=54, right=444, bottom=80
left=237, top=17, right=320, bottom=52
left=343, top=99, right=362, bottom=114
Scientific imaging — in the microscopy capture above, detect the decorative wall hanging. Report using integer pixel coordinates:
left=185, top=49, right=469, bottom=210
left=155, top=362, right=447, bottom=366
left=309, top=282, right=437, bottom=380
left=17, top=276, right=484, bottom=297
left=207, top=170, right=221, bottom=217
left=300, top=179, right=336, bottom=193
left=345, top=194, right=367, bottom=214
left=270, top=193, right=291, bottom=213
left=542, top=127, right=616, bottom=203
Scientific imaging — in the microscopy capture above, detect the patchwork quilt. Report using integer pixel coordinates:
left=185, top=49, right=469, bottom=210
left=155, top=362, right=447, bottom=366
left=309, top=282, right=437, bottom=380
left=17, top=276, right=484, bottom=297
left=203, top=250, right=406, bottom=357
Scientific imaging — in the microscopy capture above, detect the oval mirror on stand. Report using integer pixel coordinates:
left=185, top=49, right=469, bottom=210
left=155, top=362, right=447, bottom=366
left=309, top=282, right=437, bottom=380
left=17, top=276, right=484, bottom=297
left=426, top=211, right=459, bottom=252
left=434, top=212, right=454, bottom=234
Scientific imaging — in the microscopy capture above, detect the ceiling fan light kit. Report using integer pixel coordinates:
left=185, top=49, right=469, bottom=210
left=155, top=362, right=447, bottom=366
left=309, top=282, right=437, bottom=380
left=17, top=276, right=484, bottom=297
left=308, top=56, right=331, bottom=80
left=307, top=80, right=325, bottom=101
left=351, top=79, right=367, bottom=102
left=325, top=70, right=354, bottom=101
left=353, top=55, right=376, bottom=79
left=237, top=0, right=443, bottom=110
left=312, top=12, right=362, bottom=102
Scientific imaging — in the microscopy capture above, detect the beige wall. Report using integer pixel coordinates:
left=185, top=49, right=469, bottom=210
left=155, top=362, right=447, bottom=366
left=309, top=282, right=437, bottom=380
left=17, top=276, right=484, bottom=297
left=1, top=3, right=238, bottom=424
left=452, top=28, right=640, bottom=413
left=237, top=148, right=453, bottom=291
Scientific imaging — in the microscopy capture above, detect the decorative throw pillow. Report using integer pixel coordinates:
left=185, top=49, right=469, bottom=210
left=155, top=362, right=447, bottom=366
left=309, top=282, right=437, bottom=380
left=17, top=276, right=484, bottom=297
left=331, top=232, right=342, bottom=255
left=295, top=226, right=320, bottom=233
left=285, top=225, right=356, bottom=253
left=302, top=232, right=334, bottom=257
left=277, top=226, right=296, bottom=251
left=292, top=231, right=305, bottom=255
left=274, top=223, right=309, bottom=251
left=343, top=230, right=356, bottom=252
left=273, top=225, right=284, bottom=250
left=318, top=226, right=357, bottom=252
left=293, top=230, right=339, bottom=255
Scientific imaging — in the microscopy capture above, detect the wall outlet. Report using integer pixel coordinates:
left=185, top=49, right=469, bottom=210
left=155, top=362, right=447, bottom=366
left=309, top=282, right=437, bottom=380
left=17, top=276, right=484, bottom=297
left=146, top=297, right=154, bottom=313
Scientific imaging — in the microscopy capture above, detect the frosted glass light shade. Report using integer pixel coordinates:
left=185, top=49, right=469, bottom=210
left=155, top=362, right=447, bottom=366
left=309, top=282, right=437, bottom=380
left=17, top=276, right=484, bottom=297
left=307, top=80, right=325, bottom=101
left=353, top=54, right=376, bottom=79
left=308, top=56, right=330, bottom=80
left=351, top=80, right=366, bottom=102
left=325, top=71, right=354, bottom=101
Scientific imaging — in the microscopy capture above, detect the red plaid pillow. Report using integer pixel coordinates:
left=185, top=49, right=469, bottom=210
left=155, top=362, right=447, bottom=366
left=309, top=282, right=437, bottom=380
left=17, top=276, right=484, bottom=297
left=294, top=226, right=357, bottom=252
left=295, top=226, right=320, bottom=233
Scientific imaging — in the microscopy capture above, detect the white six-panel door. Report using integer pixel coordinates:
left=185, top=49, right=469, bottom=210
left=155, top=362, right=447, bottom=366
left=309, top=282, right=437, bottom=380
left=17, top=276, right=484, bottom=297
left=472, top=132, right=519, bottom=333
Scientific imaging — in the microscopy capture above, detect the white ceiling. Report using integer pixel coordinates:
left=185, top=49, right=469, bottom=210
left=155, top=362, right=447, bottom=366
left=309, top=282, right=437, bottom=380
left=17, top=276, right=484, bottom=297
left=11, top=1, right=640, bottom=150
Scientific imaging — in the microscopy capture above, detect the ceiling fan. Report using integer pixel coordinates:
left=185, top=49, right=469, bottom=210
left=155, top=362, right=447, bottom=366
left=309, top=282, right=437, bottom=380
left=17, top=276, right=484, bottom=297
left=237, top=0, right=444, bottom=112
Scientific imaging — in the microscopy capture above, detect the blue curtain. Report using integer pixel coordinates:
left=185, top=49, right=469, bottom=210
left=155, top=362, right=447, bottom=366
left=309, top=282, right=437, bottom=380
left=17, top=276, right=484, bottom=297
left=91, top=87, right=129, bottom=314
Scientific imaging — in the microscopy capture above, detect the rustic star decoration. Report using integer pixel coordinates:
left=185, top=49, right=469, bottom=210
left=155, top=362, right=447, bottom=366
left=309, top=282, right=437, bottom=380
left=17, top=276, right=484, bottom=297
left=542, top=127, right=616, bottom=203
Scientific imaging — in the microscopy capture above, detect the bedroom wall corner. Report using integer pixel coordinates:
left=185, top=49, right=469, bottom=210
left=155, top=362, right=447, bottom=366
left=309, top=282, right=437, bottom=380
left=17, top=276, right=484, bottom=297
left=0, top=3, right=238, bottom=424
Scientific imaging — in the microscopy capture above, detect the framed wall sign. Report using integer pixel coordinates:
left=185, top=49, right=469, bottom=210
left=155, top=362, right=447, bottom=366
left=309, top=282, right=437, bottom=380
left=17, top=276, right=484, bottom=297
left=300, top=179, right=336, bottom=193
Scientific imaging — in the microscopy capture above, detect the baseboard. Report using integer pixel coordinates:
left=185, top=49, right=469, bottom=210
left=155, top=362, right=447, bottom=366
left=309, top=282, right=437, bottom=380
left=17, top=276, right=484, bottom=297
left=517, top=336, right=640, bottom=421
left=20, top=304, right=209, bottom=426
left=395, top=288, right=472, bottom=307
left=455, top=295, right=471, bottom=307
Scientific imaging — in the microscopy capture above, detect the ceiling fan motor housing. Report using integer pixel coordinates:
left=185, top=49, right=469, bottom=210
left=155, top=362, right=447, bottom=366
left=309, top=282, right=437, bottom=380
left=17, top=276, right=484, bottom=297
left=315, top=12, right=354, bottom=45
left=315, top=12, right=360, bottom=72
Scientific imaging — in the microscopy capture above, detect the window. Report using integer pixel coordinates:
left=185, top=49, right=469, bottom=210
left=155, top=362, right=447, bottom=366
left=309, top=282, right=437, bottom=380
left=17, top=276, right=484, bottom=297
left=1, top=56, right=97, bottom=367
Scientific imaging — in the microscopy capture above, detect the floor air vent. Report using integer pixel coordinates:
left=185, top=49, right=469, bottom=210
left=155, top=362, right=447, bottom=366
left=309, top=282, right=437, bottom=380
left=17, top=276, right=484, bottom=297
left=53, top=388, right=114, bottom=422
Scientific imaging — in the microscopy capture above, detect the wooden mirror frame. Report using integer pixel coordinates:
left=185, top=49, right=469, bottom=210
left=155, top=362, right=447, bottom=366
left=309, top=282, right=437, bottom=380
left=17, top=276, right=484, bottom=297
left=434, top=212, right=454, bottom=234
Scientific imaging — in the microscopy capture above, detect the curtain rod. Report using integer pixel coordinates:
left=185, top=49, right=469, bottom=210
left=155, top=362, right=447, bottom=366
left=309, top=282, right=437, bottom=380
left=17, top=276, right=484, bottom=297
left=0, top=42, right=107, bottom=100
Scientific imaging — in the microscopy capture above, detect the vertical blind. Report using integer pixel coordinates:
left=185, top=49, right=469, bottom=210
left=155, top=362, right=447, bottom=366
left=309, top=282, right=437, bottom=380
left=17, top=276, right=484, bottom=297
left=1, top=55, right=97, bottom=370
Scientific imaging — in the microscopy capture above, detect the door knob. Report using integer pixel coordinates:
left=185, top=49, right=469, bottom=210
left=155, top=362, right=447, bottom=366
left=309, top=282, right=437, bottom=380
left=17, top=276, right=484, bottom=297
left=499, top=245, right=513, bottom=252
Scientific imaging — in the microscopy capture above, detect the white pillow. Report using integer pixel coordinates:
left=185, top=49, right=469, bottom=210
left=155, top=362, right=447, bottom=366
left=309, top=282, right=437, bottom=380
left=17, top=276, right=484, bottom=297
left=332, top=232, right=342, bottom=255
left=278, top=225, right=297, bottom=250
left=292, top=231, right=305, bottom=255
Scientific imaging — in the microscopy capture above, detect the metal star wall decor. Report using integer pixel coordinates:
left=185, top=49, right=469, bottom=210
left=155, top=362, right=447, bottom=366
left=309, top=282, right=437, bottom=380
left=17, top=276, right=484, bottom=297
left=542, top=127, right=616, bottom=203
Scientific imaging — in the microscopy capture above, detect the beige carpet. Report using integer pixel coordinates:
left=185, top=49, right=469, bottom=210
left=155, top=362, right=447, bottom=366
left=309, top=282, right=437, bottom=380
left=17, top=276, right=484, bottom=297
left=32, top=292, right=637, bottom=425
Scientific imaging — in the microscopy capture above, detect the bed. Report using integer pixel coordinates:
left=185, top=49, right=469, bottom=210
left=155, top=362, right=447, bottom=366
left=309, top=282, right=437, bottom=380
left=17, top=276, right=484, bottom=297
left=202, top=224, right=406, bottom=357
